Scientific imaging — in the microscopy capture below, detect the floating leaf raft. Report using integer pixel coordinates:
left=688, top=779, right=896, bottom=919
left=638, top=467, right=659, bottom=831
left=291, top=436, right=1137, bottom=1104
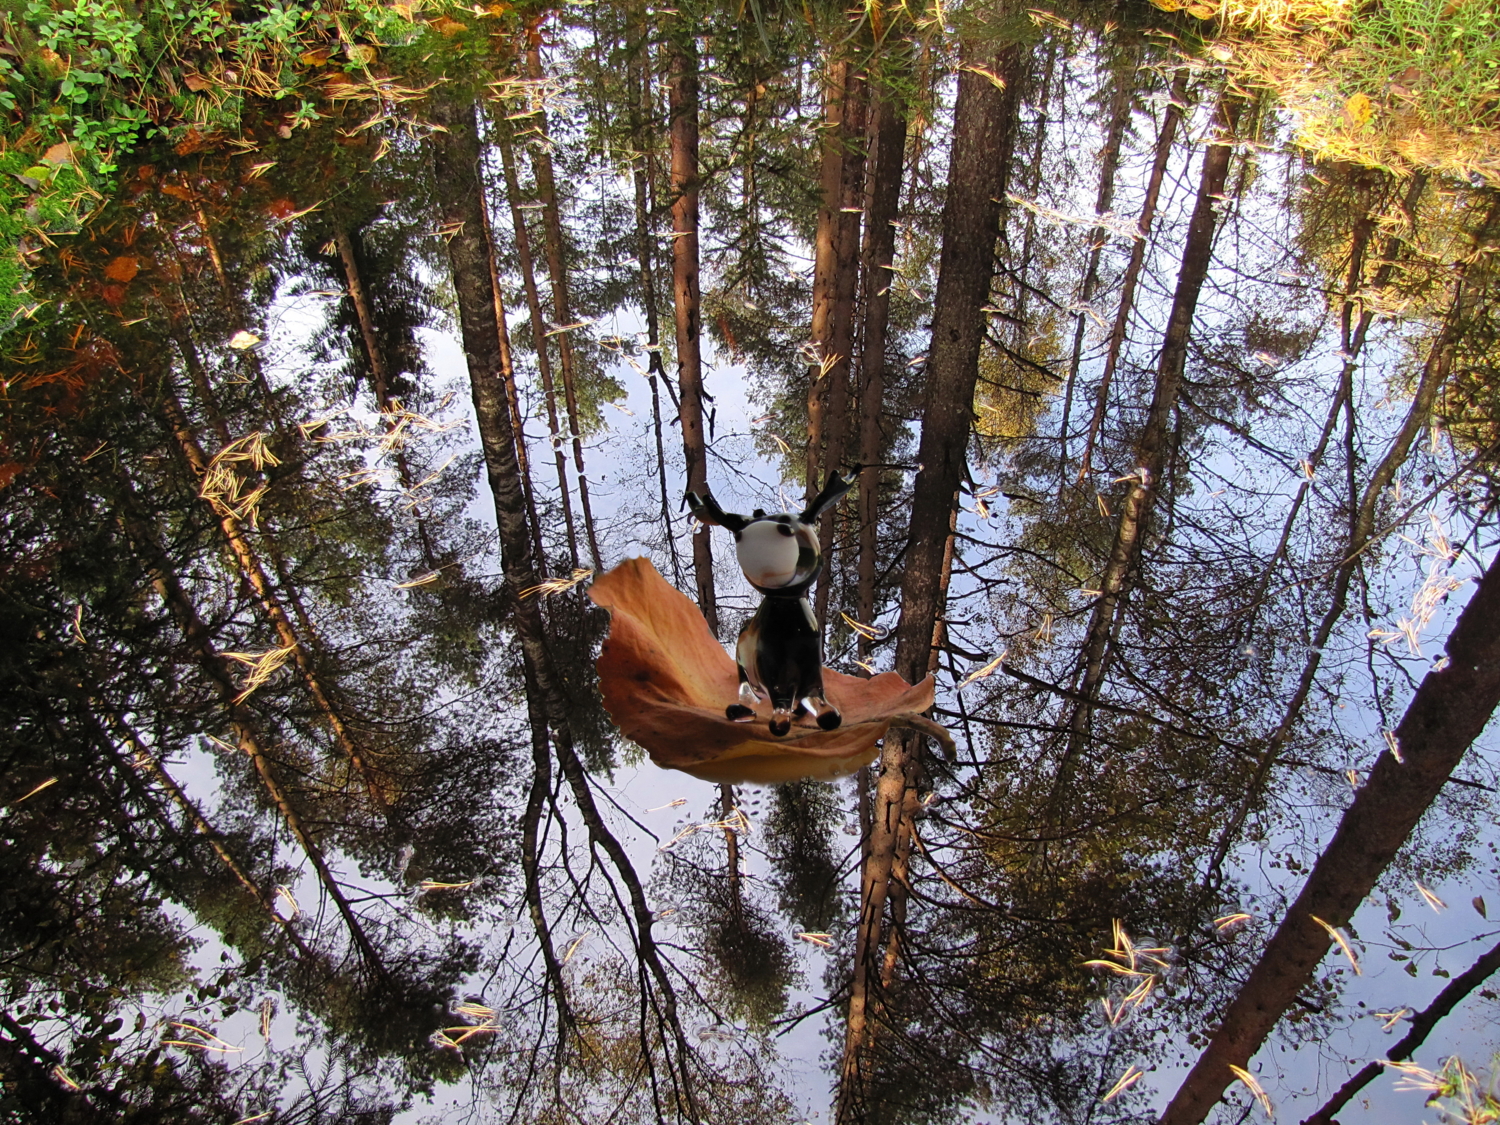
left=588, top=558, right=934, bottom=784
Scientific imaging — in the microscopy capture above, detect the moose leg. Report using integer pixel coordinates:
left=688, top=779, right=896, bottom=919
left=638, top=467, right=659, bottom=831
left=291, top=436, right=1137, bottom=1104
left=727, top=625, right=762, bottom=722
left=800, top=694, right=842, bottom=731
left=768, top=694, right=796, bottom=738
left=802, top=666, right=841, bottom=730
left=726, top=671, right=758, bottom=722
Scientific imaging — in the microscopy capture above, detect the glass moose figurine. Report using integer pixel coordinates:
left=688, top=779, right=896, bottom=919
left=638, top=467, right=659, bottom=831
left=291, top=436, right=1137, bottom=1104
left=686, top=469, right=858, bottom=737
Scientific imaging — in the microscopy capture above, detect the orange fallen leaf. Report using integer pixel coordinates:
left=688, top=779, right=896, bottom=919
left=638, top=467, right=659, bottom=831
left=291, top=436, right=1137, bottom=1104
left=42, top=141, right=75, bottom=165
left=588, top=559, right=934, bottom=784
left=183, top=72, right=212, bottom=92
left=103, top=256, right=139, bottom=283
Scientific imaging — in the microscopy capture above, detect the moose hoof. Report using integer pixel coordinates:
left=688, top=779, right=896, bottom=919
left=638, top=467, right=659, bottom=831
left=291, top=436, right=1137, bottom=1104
left=816, top=710, right=842, bottom=731
left=769, top=717, right=792, bottom=737
left=726, top=704, right=755, bottom=722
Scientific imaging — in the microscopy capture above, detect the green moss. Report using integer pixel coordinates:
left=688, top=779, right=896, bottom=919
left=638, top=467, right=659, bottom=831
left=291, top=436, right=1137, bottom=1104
left=0, top=0, right=502, bottom=335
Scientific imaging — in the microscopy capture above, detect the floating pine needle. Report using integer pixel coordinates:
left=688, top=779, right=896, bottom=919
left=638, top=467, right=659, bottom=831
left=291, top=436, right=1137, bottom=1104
left=1383, top=729, right=1404, bottom=763
left=394, top=571, right=442, bottom=590
left=645, top=799, right=688, bottom=812
left=957, top=651, right=1006, bottom=690
left=1375, top=1007, right=1411, bottom=1030
left=1215, top=913, right=1252, bottom=931
left=1085, top=921, right=1168, bottom=1025
left=796, top=932, right=833, bottom=948
left=274, top=885, right=300, bottom=920
left=419, top=880, right=475, bottom=892
left=1102, top=1065, right=1144, bottom=1103
left=839, top=612, right=888, bottom=641
left=959, top=63, right=1008, bottom=89
left=1227, top=1065, right=1273, bottom=1118
left=1006, top=193, right=1143, bottom=241
left=453, top=1001, right=495, bottom=1021
left=1035, top=613, right=1053, bottom=643
left=223, top=644, right=297, bottom=703
left=164, top=1022, right=244, bottom=1053
left=52, top=1066, right=79, bottom=1090
left=203, top=733, right=238, bottom=754
left=231, top=1114, right=272, bottom=1125
left=521, top=568, right=594, bottom=599
left=1083, top=958, right=1151, bottom=977
left=70, top=604, right=86, bottom=643
left=259, top=997, right=275, bottom=1042
left=1310, top=914, right=1361, bottom=974
left=11, top=777, right=58, bottom=805
left=561, top=933, right=590, bottom=964
left=1413, top=878, right=1447, bottom=912
left=441, top=1021, right=501, bottom=1045
left=1385, top=1059, right=1445, bottom=1093
left=1370, top=515, right=1465, bottom=655
left=200, top=432, right=281, bottom=526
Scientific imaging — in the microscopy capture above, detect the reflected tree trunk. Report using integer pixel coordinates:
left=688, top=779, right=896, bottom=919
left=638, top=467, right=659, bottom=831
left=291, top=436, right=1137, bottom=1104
left=839, top=42, right=1025, bottom=1124
left=430, top=89, right=702, bottom=1120
left=855, top=65, right=909, bottom=663
left=499, top=116, right=581, bottom=571
left=628, top=29, right=684, bottom=587
left=1058, top=48, right=1136, bottom=486
left=1159, top=546, right=1500, bottom=1125
left=527, top=41, right=604, bottom=573
left=670, top=36, right=718, bottom=635
left=1076, top=68, right=1190, bottom=484
left=1200, top=191, right=1500, bottom=882
left=93, top=707, right=321, bottom=964
left=333, top=223, right=450, bottom=571
left=808, top=60, right=867, bottom=626
left=477, top=180, right=548, bottom=574
left=118, top=500, right=390, bottom=981
left=155, top=388, right=388, bottom=809
left=1056, top=90, right=1243, bottom=798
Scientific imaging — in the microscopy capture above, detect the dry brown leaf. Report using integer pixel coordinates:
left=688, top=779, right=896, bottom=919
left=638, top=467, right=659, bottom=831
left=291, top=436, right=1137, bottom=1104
left=588, top=559, right=933, bottom=783
left=430, top=15, right=468, bottom=34
left=103, top=257, right=139, bottom=283
left=183, top=72, right=212, bottom=92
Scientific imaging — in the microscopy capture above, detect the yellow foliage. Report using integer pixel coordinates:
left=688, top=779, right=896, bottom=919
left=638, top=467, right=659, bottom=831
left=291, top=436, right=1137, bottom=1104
left=974, top=319, right=1064, bottom=444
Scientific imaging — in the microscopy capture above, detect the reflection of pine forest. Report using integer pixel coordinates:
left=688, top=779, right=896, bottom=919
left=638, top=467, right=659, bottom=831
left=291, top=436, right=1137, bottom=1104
left=4, top=0, right=1500, bottom=1120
